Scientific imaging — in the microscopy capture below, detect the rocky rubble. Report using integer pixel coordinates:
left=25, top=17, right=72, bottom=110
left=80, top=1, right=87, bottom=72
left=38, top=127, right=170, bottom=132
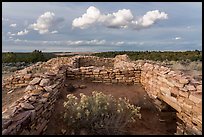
left=2, top=67, right=66, bottom=135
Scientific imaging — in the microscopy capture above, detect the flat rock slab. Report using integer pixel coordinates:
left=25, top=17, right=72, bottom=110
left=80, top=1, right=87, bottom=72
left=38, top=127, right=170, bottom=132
left=12, top=110, right=32, bottom=122
left=20, top=102, right=34, bottom=110
left=29, top=77, right=42, bottom=85
left=24, top=74, right=32, bottom=80
left=29, top=89, right=43, bottom=96
left=29, top=96, right=37, bottom=102
left=39, top=79, right=50, bottom=87
left=25, top=85, right=36, bottom=92
left=79, top=85, right=87, bottom=89
left=43, top=86, right=52, bottom=92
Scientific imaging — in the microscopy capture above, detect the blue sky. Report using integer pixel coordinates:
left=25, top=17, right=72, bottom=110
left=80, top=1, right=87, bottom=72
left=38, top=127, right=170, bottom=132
left=2, top=2, right=202, bottom=52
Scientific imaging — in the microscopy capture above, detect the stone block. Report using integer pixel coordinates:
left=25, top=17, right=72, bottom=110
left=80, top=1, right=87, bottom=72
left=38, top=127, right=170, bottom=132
left=179, top=78, right=189, bottom=84
left=179, top=91, right=189, bottom=98
left=160, top=87, right=171, bottom=95
left=189, top=93, right=202, bottom=104
left=39, top=79, right=50, bottom=87
left=29, top=77, right=42, bottom=85
left=185, top=84, right=196, bottom=91
left=20, top=103, right=34, bottom=110
left=192, top=106, right=202, bottom=114
left=196, top=85, right=202, bottom=91
left=170, top=86, right=179, bottom=95
left=158, top=94, right=181, bottom=112
left=25, top=85, right=36, bottom=92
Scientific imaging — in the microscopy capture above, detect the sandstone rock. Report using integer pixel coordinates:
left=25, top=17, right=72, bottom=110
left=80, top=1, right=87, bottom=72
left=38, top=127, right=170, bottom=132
left=179, top=87, right=188, bottom=92
left=158, top=94, right=181, bottom=112
left=20, top=102, right=34, bottom=110
left=24, top=74, right=32, bottom=80
left=20, top=69, right=28, bottom=74
left=2, top=119, right=12, bottom=129
left=185, top=84, right=196, bottom=91
left=179, top=90, right=189, bottom=98
left=24, top=94, right=31, bottom=100
left=13, top=110, right=32, bottom=121
left=79, top=85, right=87, bottom=89
left=42, top=93, right=50, bottom=98
left=29, top=96, right=37, bottom=102
left=30, top=110, right=36, bottom=121
left=189, top=93, right=202, bottom=104
left=43, top=86, right=52, bottom=92
left=7, top=90, right=14, bottom=94
left=196, top=85, right=202, bottom=91
left=29, top=89, right=43, bottom=96
left=73, top=84, right=79, bottom=89
left=29, top=77, right=41, bottom=85
left=25, top=85, right=36, bottom=92
left=160, top=87, right=171, bottom=95
left=39, top=79, right=50, bottom=87
left=114, top=54, right=130, bottom=62
left=15, top=83, right=28, bottom=87
left=192, top=105, right=202, bottom=114
left=2, top=129, right=9, bottom=135
left=179, top=78, right=189, bottom=84
left=39, top=98, right=47, bottom=103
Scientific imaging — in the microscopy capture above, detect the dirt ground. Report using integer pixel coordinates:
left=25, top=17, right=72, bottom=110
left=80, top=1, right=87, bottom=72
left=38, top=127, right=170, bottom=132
left=2, top=87, right=26, bottom=112
left=46, top=79, right=177, bottom=135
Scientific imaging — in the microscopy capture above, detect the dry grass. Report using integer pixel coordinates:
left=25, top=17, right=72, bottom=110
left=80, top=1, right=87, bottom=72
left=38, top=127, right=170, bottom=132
left=160, top=61, right=202, bottom=80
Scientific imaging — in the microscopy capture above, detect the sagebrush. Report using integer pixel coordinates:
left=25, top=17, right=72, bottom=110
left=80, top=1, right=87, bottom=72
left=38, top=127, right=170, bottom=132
left=63, top=91, right=141, bottom=135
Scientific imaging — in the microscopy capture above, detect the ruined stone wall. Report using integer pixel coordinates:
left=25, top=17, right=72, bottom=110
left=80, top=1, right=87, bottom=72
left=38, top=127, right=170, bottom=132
left=2, top=55, right=202, bottom=135
left=78, top=56, right=114, bottom=68
left=67, top=66, right=141, bottom=84
left=2, top=67, right=67, bottom=135
left=140, top=62, right=202, bottom=135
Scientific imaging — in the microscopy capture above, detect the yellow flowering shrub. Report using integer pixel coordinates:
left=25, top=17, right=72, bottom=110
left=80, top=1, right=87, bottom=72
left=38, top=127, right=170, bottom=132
left=63, top=91, right=141, bottom=135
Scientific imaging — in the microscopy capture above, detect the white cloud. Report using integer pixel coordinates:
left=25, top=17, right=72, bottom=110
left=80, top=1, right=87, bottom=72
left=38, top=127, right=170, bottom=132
left=112, top=41, right=125, bottom=46
left=10, top=24, right=17, bottom=27
left=17, top=29, right=29, bottom=36
left=174, top=37, right=182, bottom=40
left=29, top=11, right=64, bottom=34
left=8, top=39, right=107, bottom=46
left=15, top=39, right=21, bottom=42
left=51, top=30, right=58, bottom=34
left=65, top=39, right=106, bottom=45
left=86, top=39, right=106, bottom=45
left=131, top=10, right=168, bottom=29
left=99, top=9, right=133, bottom=29
left=7, top=32, right=16, bottom=36
left=72, top=6, right=168, bottom=30
left=72, top=6, right=101, bottom=29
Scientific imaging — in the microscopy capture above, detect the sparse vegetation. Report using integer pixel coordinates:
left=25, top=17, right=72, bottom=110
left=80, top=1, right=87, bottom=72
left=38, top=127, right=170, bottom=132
left=93, top=50, right=202, bottom=61
left=63, top=91, right=141, bottom=135
left=2, top=50, right=56, bottom=63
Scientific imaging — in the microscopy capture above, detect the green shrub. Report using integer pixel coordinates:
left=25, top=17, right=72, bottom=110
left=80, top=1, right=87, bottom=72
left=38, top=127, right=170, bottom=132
left=93, top=50, right=202, bottom=61
left=63, top=91, right=141, bottom=135
left=2, top=52, right=16, bottom=63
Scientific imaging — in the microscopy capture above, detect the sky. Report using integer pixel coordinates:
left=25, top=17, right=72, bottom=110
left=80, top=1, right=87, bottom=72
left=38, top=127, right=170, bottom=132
left=2, top=2, right=202, bottom=52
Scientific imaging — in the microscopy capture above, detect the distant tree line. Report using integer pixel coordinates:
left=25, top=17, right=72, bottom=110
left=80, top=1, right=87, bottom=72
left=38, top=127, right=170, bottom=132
left=93, top=50, right=202, bottom=61
left=3, top=50, right=202, bottom=63
left=2, top=50, right=56, bottom=63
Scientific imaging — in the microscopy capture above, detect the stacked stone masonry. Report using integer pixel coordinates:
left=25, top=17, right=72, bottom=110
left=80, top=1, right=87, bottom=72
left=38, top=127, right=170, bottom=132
left=2, top=54, right=202, bottom=135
